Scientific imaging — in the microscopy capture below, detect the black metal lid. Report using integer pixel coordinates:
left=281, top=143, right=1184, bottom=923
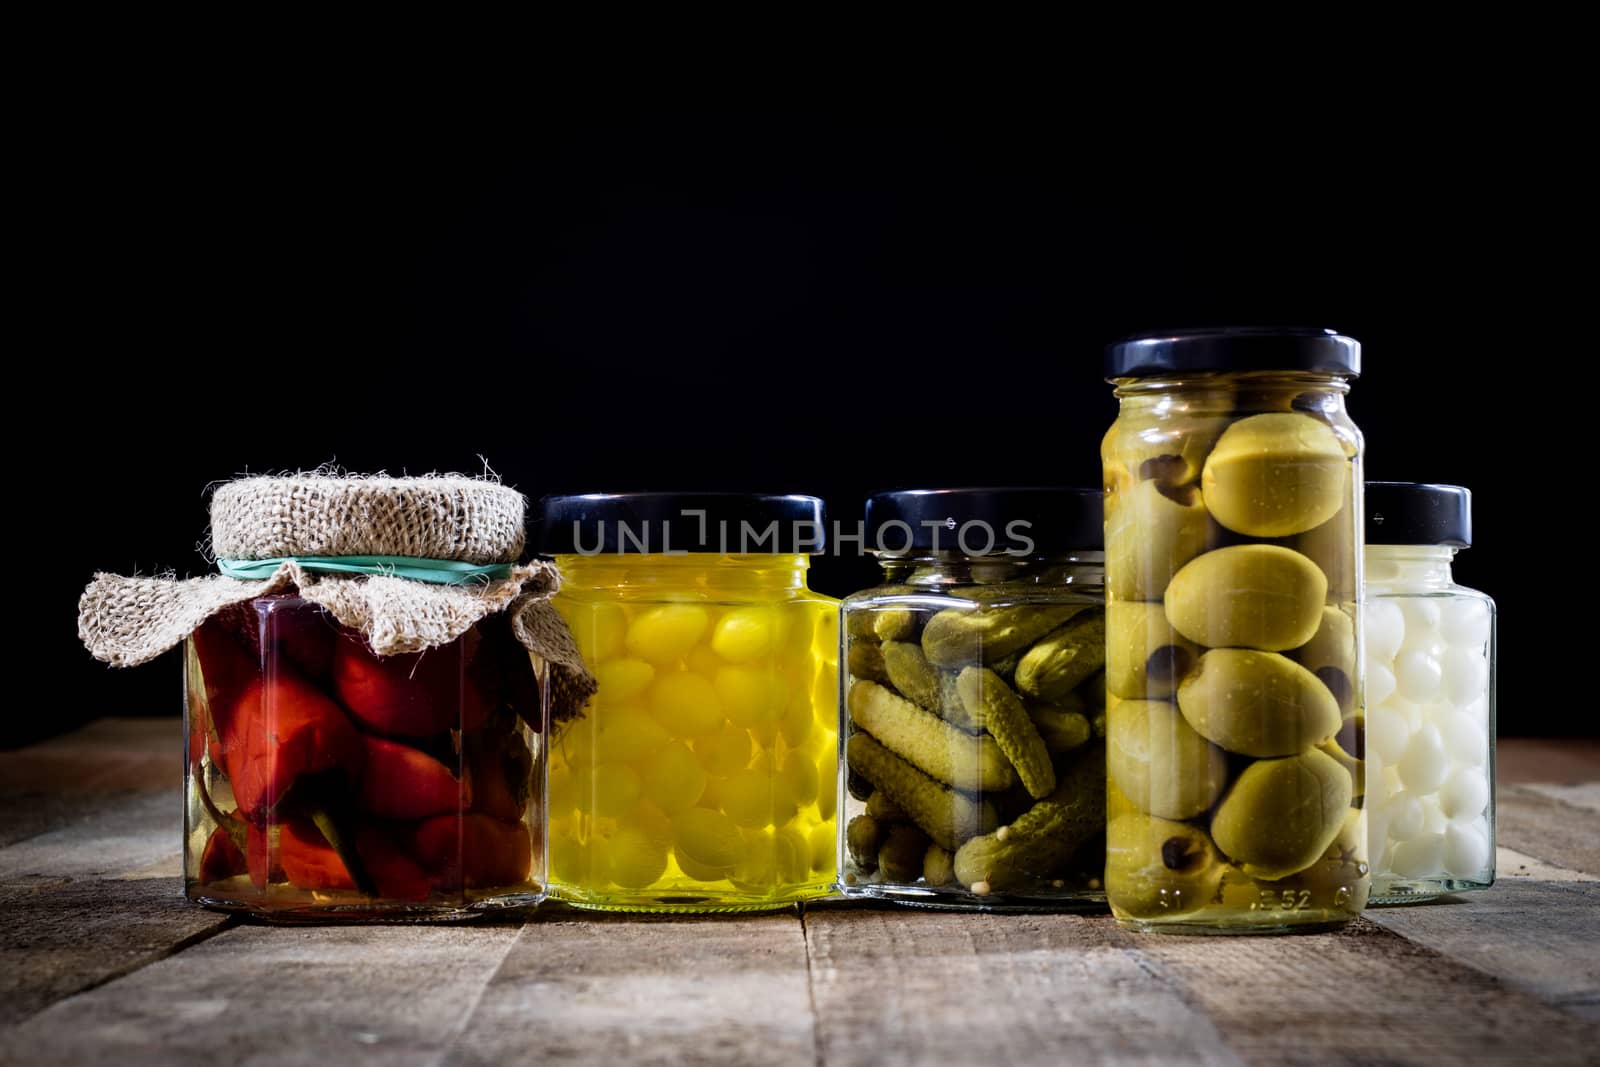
left=865, top=488, right=1103, bottom=556
left=1106, top=327, right=1361, bottom=379
left=1366, top=482, right=1472, bottom=548
left=538, top=493, right=827, bottom=554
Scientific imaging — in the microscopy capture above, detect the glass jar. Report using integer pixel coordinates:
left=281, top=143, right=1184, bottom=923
left=1363, top=482, right=1495, bottom=901
left=838, top=488, right=1107, bottom=909
left=539, top=493, right=839, bottom=912
left=186, top=600, right=546, bottom=917
left=1101, top=329, right=1368, bottom=933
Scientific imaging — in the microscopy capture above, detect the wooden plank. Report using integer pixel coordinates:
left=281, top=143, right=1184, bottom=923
left=0, top=789, right=176, bottom=884
left=1367, top=880, right=1600, bottom=1021
left=0, top=923, right=522, bottom=1067
left=1127, top=918, right=1600, bottom=1065
left=445, top=911, right=818, bottom=1067
left=804, top=906, right=1242, bottom=1066
left=1496, top=739, right=1600, bottom=786
left=1497, top=785, right=1600, bottom=876
left=1520, top=783, right=1600, bottom=815
left=0, top=877, right=231, bottom=1027
left=1497, top=846, right=1599, bottom=884
left=0, top=718, right=178, bottom=796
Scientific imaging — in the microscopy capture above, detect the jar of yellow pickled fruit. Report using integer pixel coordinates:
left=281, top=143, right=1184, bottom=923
left=839, top=488, right=1108, bottom=910
left=539, top=493, right=839, bottom=912
left=1102, top=329, right=1368, bottom=933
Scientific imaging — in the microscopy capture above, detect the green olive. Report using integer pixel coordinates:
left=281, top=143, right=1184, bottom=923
left=1210, top=747, right=1352, bottom=880
left=1106, top=600, right=1200, bottom=701
left=1317, top=730, right=1364, bottom=798
left=1106, top=699, right=1228, bottom=820
left=1274, top=807, right=1369, bottom=895
left=1164, top=544, right=1326, bottom=651
left=1295, top=606, right=1356, bottom=712
left=1176, top=648, right=1342, bottom=757
left=1106, top=812, right=1226, bottom=918
left=1105, top=480, right=1210, bottom=601
left=1291, top=512, right=1356, bottom=604
left=1201, top=413, right=1349, bottom=538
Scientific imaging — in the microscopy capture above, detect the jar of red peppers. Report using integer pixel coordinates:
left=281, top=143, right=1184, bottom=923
left=78, top=475, right=595, bottom=919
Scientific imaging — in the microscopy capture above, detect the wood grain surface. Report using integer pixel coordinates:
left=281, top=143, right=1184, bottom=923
left=2, top=721, right=1596, bottom=1065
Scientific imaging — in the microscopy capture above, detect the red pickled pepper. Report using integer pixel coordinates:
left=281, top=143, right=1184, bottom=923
left=274, top=819, right=432, bottom=901
left=332, top=629, right=498, bottom=737
left=357, top=736, right=472, bottom=820
left=192, top=616, right=366, bottom=820
left=410, top=813, right=533, bottom=890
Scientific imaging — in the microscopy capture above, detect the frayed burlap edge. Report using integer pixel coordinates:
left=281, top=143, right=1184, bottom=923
left=78, top=560, right=596, bottom=721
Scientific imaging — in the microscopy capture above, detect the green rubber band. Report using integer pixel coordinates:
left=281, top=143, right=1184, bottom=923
left=216, top=555, right=514, bottom=586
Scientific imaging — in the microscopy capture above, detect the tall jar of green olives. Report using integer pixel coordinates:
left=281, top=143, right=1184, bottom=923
left=839, top=488, right=1108, bottom=910
left=1101, top=329, right=1368, bottom=933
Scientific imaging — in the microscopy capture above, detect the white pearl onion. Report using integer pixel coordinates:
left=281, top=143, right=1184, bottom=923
left=1366, top=661, right=1398, bottom=707
left=1438, top=768, right=1490, bottom=819
left=1394, top=648, right=1444, bottom=703
left=1438, top=710, right=1489, bottom=768
left=1441, top=646, right=1489, bottom=706
left=1440, top=598, right=1492, bottom=648
left=1443, top=819, right=1492, bottom=878
left=1399, top=725, right=1449, bottom=792
left=1366, top=598, right=1406, bottom=663
left=1392, top=833, right=1446, bottom=878
left=1366, top=705, right=1412, bottom=763
left=1388, top=792, right=1425, bottom=840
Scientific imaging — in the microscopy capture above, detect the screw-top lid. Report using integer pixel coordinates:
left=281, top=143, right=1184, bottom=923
left=537, top=492, right=827, bottom=554
left=1106, top=327, right=1361, bottom=379
left=865, top=488, right=1103, bottom=556
left=1366, top=482, right=1472, bottom=547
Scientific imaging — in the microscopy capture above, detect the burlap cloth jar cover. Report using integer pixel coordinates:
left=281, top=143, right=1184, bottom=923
left=78, top=474, right=596, bottom=720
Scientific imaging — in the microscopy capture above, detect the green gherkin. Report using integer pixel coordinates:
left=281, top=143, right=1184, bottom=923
left=921, top=604, right=1082, bottom=668
left=845, top=732, right=998, bottom=851
left=1014, top=610, right=1107, bottom=702
left=878, top=823, right=931, bottom=882
left=848, top=680, right=1016, bottom=793
left=882, top=641, right=942, bottom=711
left=956, top=667, right=1056, bottom=799
left=954, top=743, right=1107, bottom=893
left=847, top=641, right=889, bottom=684
left=846, top=814, right=884, bottom=872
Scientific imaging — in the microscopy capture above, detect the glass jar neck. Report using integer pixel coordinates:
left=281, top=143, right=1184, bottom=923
left=1366, top=544, right=1457, bottom=587
left=554, top=553, right=812, bottom=593
left=1113, top=370, right=1351, bottom=411
left=878, top=551, right=1104, bottom=588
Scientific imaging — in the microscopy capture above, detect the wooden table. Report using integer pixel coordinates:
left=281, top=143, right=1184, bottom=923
left=2, top=721, right=1596, bottom=1065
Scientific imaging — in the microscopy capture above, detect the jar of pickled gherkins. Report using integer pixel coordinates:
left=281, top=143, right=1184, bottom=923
left=1102, top=329, right=1368, bottom=933
left=538, top=493, right=839, bottom=911
left=78, top=475, right=594, bottom=919
left=838, top=488, right=1107, bottom=909
left=1364, top=482, right=1495, bottom=901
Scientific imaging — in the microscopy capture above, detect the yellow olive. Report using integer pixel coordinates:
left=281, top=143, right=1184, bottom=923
left=1106, top=812, right=1226, bottom=918
left=1210, top=747, right=1352, bottom=880
left=1177, top=648, right=1341, bottom=757
left=1164, top=544, right=1326, bottom=651
left=1106, top=600, right=1200, bottom=701
left=1105, top=480, right=1210, bottom=601
left=1317, top=728, right=1364, bottom=799
left=1201, top=413, right=1348, bottom=537
left=1107, top=699, right=1228, bottom=820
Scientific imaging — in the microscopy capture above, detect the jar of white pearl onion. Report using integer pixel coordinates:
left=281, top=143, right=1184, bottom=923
left=1363, top=482, right=1495, bottom=901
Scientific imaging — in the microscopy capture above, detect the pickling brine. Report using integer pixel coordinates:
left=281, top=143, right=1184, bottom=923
left=540, top=494, right=838, bottom=912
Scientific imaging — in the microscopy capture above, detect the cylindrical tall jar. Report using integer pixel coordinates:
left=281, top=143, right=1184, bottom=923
left=838, top=488, right=1107, bottom=909
left=78, top=475, right=594, bottom=919
left=1363, top=482, right=1495, bottom=901
left=1101, top=329, right=1368, bottom=933
left=539, top=493, right=839, bottom=912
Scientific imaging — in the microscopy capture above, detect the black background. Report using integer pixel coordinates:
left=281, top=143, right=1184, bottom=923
left=28, top=90, right=1570, bottom=749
